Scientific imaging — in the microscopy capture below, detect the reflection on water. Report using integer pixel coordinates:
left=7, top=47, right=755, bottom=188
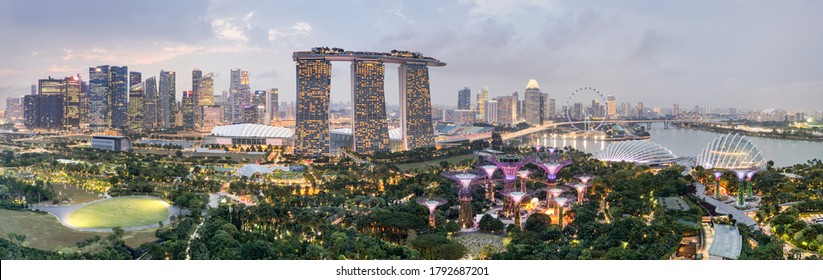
left=518, top=123, right=823, bottom=167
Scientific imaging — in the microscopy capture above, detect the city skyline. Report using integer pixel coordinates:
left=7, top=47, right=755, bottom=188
left=1, top=1, right=822, bottom=111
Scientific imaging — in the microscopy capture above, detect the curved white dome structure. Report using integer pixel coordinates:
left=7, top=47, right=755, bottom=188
left=696, top=133, right=765, bottom=169
left=211, top=124, right=294, bottom=138
left=235, top=164, right=275, bottom=177
left=595, top=140, right=677, bottom=165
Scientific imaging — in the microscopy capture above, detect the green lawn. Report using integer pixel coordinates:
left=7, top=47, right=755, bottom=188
left=68, top=196, right=170, bottom=229
left=397, top=154, right=478, bottom=172
left=0, top=209, right=158, bottom=253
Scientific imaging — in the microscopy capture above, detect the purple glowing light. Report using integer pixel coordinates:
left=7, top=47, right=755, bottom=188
left=547, top=147, right=556, bottom=155
left=712, top=171, right=725, bottom=181
left=485, top=155, right=533, bottom=182
left=454, top=173, right=478, bottom=188
left=571, top=183, right=587, bottom=194
left=478, top=165, right=499, bottom=179
left=548, top=188, right=565, bottom=198
left=574, top=174, right=594, bottom=184
left=733, top=169, right=749, bottom=182
left=539, top=160, right=572, bottom=181
left=505, top=191, right=528, bottom=203
left=517, top=170, right=531, bottom=179
left=746, top=169, right=760, bottom=182
left=534, top=146, right=543, bottom=153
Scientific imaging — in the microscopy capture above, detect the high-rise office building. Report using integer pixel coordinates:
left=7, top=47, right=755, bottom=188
left=476, top=86, right=489, bottom=121
left=30, top=77, right=65, bottom=130
left=673, top=103, right=680, bottom=116
left=230, top=68, right=251, bottom=123
left=192, top=69, right=202, bottom=127
left=524, top=79, right=543, bottom=125
left=511, top=92, right=521, bottom=121
left=63, top=76, right=82, bottom=130
left=109, top=66, right=128, bottom=130
left=88, top=66, right=110, bottom=131
left=351, top=60, right=389, bottom=153
left=266, top=88, right=279, bottom=124
left=636, top=102, right=645, bottom=118
left=182, top=91, right=195, bottom=130
left=484, top=99, right=498, bottom=124
left=5, top=97, right=22, bottom=121
left=159, top=70, right=176, bottom=128
left=143, top=77, right=159, bottom=130
left=23, top=95, right=36, bottom=128
left=497, top=96, right=516, bottom=125
left=457, top=87, right=471, bottom=110
left=607, top=95, right=617, bottom=118
left=127, top=81, right=144, bottom=134
left=294, top=59, right=331, bottom=155
left=129, top=72, right=142, bottom=87
left=548, top=98, right=556, bottom=120
left=198, top=73, right=214, bottom=128
left=201, top=105, right=222, bottom=131
left=399, top=63, right=435, bottom=150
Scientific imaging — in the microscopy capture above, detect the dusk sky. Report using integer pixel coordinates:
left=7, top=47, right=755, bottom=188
left=1, top=0, right=821, bottom=111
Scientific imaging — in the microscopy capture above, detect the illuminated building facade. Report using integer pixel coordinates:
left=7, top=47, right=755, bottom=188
left=230, top=68, right=251, bottom=123
left=524, top=79, right=543, bottom=125
left=458, top=87, right=471, bottom=110
left=143, top=77, right=159, bottom=130
left=294, top=59, right=331, bottom=155
left=198, top=73, right=215, bottom=128
left=109, top=66, right=128, bottom=130
left=159, top=70, right=176, bottom=128
left=88, top=66, right=110, bottom=131
left=192, top=69, right=202, bottom=127
left=266, top=88, right=279, bottom=124
left=63, top=76, right=82, bottom=129
left=293, top=48, right=444, bottom=155
left=127, top=81, right=144, bottom=134
left=496, top=96, right=516, bottom=125
left=476, top=86, right=488, bottom=121
left=399, top=62, right=435, bottom=150
left=182, top=91, right=195, bottom=130
left=201, top=105, right=223, bottom=132
left=351, top=60, right=389, bottom=153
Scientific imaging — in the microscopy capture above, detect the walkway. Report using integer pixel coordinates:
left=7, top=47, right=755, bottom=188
left=693, top=183, right=759, bottom=229
left=31, top=195, right=181, bottom=232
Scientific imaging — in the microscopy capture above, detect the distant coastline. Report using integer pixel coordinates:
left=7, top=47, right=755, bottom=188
left=673, top=123, right=823, bottom=142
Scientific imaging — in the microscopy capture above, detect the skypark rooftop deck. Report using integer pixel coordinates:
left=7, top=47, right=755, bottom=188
left=293, top=47, right=446, bottom=66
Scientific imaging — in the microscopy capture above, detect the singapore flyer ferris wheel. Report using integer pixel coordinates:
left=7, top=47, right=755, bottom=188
left=565, top=87, right=608, bottom=132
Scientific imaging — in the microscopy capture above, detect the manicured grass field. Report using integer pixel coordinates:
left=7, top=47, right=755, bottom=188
left=0, top=209, right=158, bottom=253
left=67, top=196, right=170, bottom=229
left=397, top=154, right=478, bottom=172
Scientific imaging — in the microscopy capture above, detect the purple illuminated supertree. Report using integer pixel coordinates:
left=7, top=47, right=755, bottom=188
left=485, top=155, right=533, bottom=217
left=476, top=164, right=499, bottom=202
left=574, top=174, right=595, bottom=185
left=416, top=197, right=447, bottom=228
left=443, top=171, right=481, bottom=229
left=732, top=169, right=750, bottom=208
left=745, top=168, right=760, bottom=199
left=712, top=170, right=725, bottom=199
left=554, top=196, right=570, bottom=228
left=517, top=169, right=531, bottom=192
left=538, top=160, right=573, bottom=181
left=503, top=190, right=534, bottom=229
left=572, top=174, right=594, bottom=204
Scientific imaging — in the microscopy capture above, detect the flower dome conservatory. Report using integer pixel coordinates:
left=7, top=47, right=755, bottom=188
left=595, top=140, right=678, bottom=165
left=696, top=133, right=765, bottom=169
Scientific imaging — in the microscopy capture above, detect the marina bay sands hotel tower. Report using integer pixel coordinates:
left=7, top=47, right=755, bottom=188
left=293, top=47, right=446, bottom=155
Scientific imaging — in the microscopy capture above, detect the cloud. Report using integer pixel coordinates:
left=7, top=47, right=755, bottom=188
left=268, top=22, right=313, bottom=42
left=61, top=44, right=204, bottom=66
left=211, top=18, right=249, bottom=42
left=0, top=68, right=20, bottom=77
left=47, top=65, right=76, bottom=73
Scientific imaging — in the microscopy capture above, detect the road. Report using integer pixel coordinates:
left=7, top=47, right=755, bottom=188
left=693, top=183, right=759, bottom=230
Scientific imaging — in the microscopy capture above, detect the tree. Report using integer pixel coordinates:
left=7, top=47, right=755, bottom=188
left=479, top=214, right=505, bottom=233
left=524, top=214, right=552, bottom=232
left=491, top=132, right=503, bottom=149
left=175, top=150, right=183, bottom=157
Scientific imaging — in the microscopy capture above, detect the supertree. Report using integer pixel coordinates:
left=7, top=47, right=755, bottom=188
left=537, top=159, right=572, bottom=206
left=572, top=174, right=595, bottom=204
left=732, top=169, right=750, bottom=208
left=745, top=168, right=760, bottom=199
left=502, top=190, right=534, bottom=230
left=554, top=196, right=570, bottom=228
left=416, top=197, right=447, bottom=228
left=485, top=155, right=533, bottom=217
left=443, top=171, right=481, bottom=229
left=711, top=170, right=725, bottom=199
left=517, top=169, right=531, bottom=192
left=476, top=164, right=499, bottom=202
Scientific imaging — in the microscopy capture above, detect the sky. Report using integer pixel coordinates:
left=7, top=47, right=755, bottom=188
left=1, top=0, right=822, bottom=111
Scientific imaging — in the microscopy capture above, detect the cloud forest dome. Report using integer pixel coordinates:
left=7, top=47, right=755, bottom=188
left=696, top=133, right=766, bottom=169
left=595, top=140, right=677, bottom=165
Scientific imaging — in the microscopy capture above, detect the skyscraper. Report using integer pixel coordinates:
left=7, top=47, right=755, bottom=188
left=484, top=99, right=498, bottom=124
left=399, top=63, right=435, bottom=150
left=548, top=98, right=556, bottom=120
left=4, top=97, right=22, bottom=121
left=351, top=60, right=389, bottom=153
left=457, top=87, right=471, bottom=110
left=88, top=66, right=110, bottom=131
left=524, top=79, right=543, bottom=125
left=198, top=73, right=214, bottom=128
left=192, top=69, right=202, bottom=127
left=673, top=103, right=680, bottom=116
left=35, top=77, right=65, bottom=129
left=230, top=68, right=251, bottom=123
left=497, top=96, right=516, bottom=125
left=266, top=88, right=279, bottom=124
left=127, top=81, right=144, bottom=134
left=607, top=95, right=617, bottom=118
left=511, top=91, right=520, bottom=121
left=294, top=59, right=331, bottom=155
left=181, top=91, right=195, bottom=130
left=63, top=76, right=81, bottom=130
left=109, top=66, right=128, bottom=130
left=159, top=70, right=176, bottom=128
left=143, top=77, right=159, bottom=130
left=476, top=86, right=489, bottom=121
